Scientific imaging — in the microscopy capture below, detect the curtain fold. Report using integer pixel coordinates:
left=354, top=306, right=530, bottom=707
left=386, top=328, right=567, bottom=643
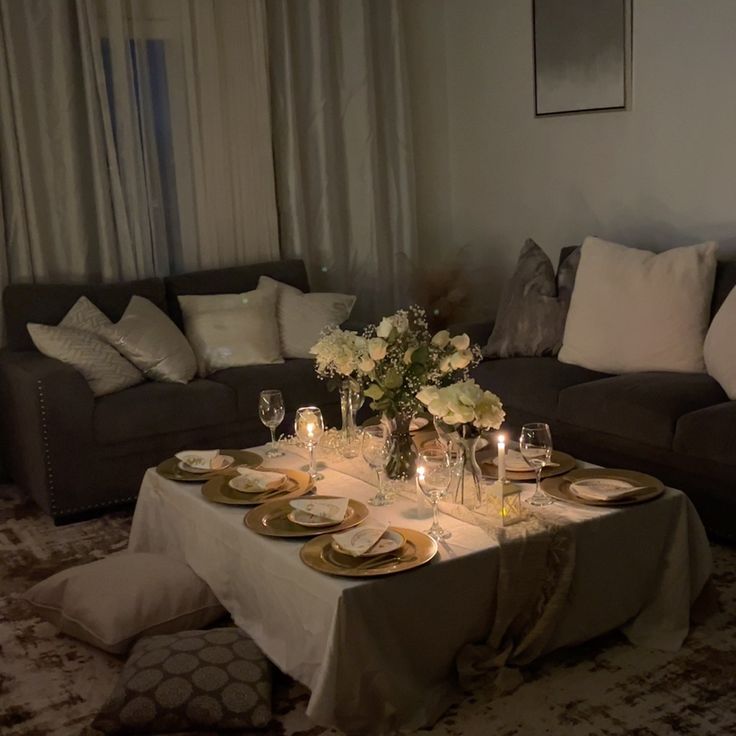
left=0, top=0, right=278, bottom=339
left=267, top=0, right=417, bottom=321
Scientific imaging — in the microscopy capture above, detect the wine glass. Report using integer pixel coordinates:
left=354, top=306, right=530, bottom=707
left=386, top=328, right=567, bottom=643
left=259, top=389, right=285, bottom=458
left=417, top=448, right=452, bottom=540
left=361, top=425, right=393, bottom=506
left=519, top=422, right=554, bottom=506
left=295, top=406, right=325, bottom=482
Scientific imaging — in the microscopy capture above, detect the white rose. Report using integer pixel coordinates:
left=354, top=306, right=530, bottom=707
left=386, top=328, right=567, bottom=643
left=450, top=333, right=470, bottom=351
left=403, top=347, right=416, bottom=365
left=431, top=330, right=450, bottom=348
left=368, top=337, right=388, bottom=361
left=450, top=349, right=473, bottom=370
left=416, top=385, right=439, bottom=407
left=393, top=314, right=409, bottom=334
left=439, top=355, right=452, bottom=373
left=359, top=357, right=376, bottom=373
left=376, top=317, right=393, bottom=339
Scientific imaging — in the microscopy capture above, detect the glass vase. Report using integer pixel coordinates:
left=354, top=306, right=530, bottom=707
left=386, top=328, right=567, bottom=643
left=339, top=379, right=363, bottom=459
left=436, top=420, right=483, bottom=510
left=382, top=412, right=417, bottom=480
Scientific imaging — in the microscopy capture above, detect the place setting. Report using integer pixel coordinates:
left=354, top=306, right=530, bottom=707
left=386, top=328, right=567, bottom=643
left=201, top=466, right=313, bottom=506
left=542, top=468, right=665, bottom=507
left=156, top=448, right=263, bottom=482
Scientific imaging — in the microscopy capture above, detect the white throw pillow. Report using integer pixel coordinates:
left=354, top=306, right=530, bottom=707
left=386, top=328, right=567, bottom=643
left=101, top=296, right=197, bottom=383
left=704, top=285, right=736, bottom=398
left=23, top=553, right=225, bottom=654
left=178, top=290, right=283, bottom=376
left=558, top=237, right=718, bottom=374
left=257, top=275, right=356, bottom=358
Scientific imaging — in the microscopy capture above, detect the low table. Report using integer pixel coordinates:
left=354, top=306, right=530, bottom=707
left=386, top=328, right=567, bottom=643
left=128, top=447, right=711, bottom=734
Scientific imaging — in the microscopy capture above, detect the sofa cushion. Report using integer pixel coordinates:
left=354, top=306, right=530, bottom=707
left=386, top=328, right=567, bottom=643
left=558, top=373, right=727, bottom=449
left=210, top=359, right=338, bottom=419
left=3, top=278, right=167, bottom=351
left=674, top=402, right=736, bottom=465
left=472, top=358, right=608, bottom=419
left=95, top=380, right=237, bottom=444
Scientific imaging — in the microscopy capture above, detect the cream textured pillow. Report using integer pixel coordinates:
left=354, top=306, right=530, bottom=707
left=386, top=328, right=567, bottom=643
left=258, top=275, right=356, bottom=358
left=27, top=322, right=143, bottom=397
left=24, top=553, right=225, bottom=654
left=704, top=285, right=736, bottom=398
left=178, top=290, right=283, bottom=376
left=102, top=296, right=197, bottom=383
left=558, top=237, right=718, bottom=374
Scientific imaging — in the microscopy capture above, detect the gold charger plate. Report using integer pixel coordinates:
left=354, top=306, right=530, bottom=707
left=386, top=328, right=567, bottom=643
left=541, top=468, right=665, bottom=507
left=300, top=527, right=438, bottom=577
left=157, top=449, right=262, bottom=483
left=202, top=468, right=312, bottom=506
left=244, top=496, right=369, bottom=538
left=480, top=450, right=576, bottom=481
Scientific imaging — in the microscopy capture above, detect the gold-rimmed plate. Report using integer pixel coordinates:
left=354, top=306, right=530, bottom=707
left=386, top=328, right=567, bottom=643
left=480, top=450, right=576, bottom=481
left=300, top=527, right=438, bottom=577
left=244, top=496, right=369, bottom=538
left=202, top=468, right=312, bottom=506
left=157, top=449, right=262, bottom=482
left=542, top=468, right=665, bottom=507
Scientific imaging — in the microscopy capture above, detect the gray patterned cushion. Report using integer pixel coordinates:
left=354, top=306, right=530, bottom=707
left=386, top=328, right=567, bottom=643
left=27, top=322, right=143, bottom=397
left=60, top=294, right=115, bottom=333
left=91, top=628, right=272, bottom=734
left=485, top=239, right=580, bottom=358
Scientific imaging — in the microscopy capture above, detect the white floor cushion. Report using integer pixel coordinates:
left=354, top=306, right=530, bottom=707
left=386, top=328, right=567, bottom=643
left=558, top=237, right=717, bottom=374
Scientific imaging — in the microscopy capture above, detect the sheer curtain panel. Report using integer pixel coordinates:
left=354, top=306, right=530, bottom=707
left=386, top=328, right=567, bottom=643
left=0, top=0, right=278, bottom=338
left=267, top=0, right=417, bottom=320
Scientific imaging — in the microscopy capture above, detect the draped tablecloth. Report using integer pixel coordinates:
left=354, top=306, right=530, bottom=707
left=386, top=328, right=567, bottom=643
left=128, top=447, right=711, bottom=734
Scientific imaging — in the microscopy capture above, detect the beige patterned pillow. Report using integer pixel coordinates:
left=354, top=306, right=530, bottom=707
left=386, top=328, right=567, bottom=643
left=101, top=296, right=197, bottom=383
left=27, top=322, right=143, bottom=397
left=91, top=628, right=272, bottom=734
left=24, top=553, right=225, bottom=655
left=60, top=294, right=114, bottom=333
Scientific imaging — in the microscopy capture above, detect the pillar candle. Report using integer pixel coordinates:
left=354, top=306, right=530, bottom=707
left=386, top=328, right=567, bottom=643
left=497, top=434, right=506, bottom=482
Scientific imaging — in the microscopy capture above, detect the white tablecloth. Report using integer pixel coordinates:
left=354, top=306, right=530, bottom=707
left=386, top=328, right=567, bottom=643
left=128, top=448, right=712, bottom=734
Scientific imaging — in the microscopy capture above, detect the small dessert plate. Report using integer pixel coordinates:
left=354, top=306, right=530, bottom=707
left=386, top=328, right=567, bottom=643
left=331, top=528, right=405, bottom=558
left=228, top=475, right=284, bottom=494
left=287, top=508, right=347, bottom=527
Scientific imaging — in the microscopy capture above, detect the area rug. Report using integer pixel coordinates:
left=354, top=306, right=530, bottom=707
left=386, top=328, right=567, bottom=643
left=1, top=483, right=735, bottom=736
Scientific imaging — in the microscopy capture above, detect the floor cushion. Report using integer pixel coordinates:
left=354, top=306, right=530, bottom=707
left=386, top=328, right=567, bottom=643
left=557, top=373, right=727, bottom=449
left=91, top=628, right=272, bottom=734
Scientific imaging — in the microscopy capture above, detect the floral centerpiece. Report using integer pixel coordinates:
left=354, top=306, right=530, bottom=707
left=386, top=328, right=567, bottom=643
left=417, top=379, right=505, bottom=509
left=311, top=306, right=482, bottom=478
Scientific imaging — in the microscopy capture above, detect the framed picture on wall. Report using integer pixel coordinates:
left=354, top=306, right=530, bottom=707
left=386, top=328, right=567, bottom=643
left=533, top=0, right=632, bottom=116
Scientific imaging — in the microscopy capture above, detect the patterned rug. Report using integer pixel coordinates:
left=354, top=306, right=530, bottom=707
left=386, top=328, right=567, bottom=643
left=1, top=483, right=735, bottom=736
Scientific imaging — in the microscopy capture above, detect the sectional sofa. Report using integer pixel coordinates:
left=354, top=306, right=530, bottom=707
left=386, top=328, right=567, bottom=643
left=0, top=260, right=342, bottom=522
left=470, top=247, right=736, bottom=541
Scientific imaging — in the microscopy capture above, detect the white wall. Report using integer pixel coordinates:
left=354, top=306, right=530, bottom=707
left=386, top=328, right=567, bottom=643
left=404, top=0, right=736, bottom=315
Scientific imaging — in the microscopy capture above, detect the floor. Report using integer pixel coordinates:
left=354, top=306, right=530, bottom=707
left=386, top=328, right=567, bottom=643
left=2, top=484, right=735, bottom=736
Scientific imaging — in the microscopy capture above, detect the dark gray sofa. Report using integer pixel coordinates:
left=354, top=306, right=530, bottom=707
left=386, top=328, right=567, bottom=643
left=471, top=248, right=736, bottom=541
left=0, top=260, right=341, bottom=522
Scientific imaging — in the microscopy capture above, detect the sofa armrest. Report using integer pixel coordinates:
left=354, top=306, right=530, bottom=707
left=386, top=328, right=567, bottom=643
left=0, top=350, right=94, bottom=513
left=446, top=320, right=494, bottom=347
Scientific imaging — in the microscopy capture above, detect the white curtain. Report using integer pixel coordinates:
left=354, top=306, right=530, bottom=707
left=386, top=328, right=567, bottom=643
left=267, top=0, right=417, bottom=321
left=0, top=0, right=278, bottom=336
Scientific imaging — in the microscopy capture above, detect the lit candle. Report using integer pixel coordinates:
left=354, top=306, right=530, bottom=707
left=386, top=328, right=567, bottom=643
left=306, top=422, right=315, bottom=441
left=497, top=433, right=506, bottom=482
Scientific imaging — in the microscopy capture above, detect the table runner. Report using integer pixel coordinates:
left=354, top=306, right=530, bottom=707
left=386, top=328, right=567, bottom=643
left=128, top=446, right=712, bottom=733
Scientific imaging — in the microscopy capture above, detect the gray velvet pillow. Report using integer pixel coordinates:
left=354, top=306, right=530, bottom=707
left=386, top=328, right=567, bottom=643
left=485, top=239, right=580, bottom=358
left=91, top=628, right=272, bottom=734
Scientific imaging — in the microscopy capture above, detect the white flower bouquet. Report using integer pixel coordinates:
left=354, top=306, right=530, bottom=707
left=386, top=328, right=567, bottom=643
left=416, top=379, right=505, bottom=433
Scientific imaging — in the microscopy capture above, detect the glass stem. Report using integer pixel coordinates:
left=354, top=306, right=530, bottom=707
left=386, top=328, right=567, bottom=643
left=536, top=466, right=543, bottom=496
left=309, top=445, right=317, bottom=477
left=432, top=499, right=440, bottom=530
left=375, top=469, right=383, bottom=497
left=269, top=427, right=276, bottom=448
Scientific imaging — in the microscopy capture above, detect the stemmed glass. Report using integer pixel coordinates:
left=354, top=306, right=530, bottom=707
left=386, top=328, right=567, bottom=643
left=361, top=425, right=393, bottom=506
left=519, top=422, right=554, bottom=506
left=417, top=448, right=452, bottom=540
left=259, top=389, right=285, bottom=458
left=295, top=406, right=325, bottom=482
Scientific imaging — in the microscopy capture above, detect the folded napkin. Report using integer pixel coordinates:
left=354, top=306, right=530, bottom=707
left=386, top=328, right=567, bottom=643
left=175, top=449, right=223, bottom=470
left=235, top=467, right=286, bottom=490
left=494, top=449, right=531, bottom=472
left=570, top=477, right=639, bottom=501
left=332, top=520, right=390, bottom=557
left=290, top=497, right=349, bottom=523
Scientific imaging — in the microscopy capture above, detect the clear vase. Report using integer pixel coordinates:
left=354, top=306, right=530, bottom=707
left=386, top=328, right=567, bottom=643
left=339, top=379, right=363, bottom=459
left=382, top=412, right=417, bottom=480
left=436, top=420, right=483, bottom=510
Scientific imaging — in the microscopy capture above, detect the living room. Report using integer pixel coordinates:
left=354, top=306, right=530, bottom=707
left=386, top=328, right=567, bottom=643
left=1, top=1, right=735, bottom=735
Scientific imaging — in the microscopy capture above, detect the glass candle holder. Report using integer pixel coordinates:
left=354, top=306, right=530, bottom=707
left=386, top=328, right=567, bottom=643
left=295, top=406, right=325, bottom=482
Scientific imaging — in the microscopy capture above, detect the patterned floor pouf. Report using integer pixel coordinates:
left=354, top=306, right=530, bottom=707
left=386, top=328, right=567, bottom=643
left=91, top=628, right=272, bottom=734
